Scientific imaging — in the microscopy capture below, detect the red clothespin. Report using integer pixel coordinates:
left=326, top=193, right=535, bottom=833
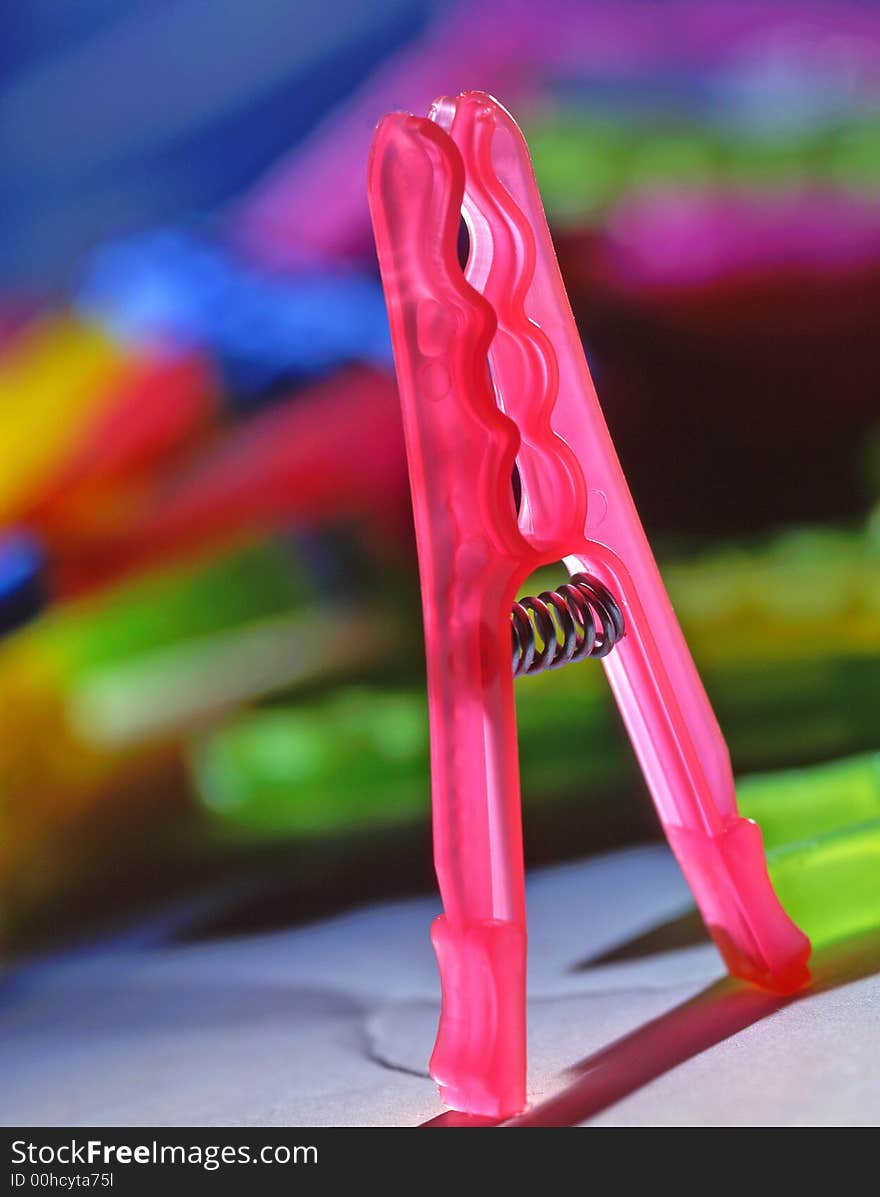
left=368, top=92, right=811, bottom=1119
left=50, top=367, right=406, bottom=594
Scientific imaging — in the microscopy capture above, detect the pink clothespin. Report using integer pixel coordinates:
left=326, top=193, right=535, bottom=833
left=368, top=92, right=811, bottom=1120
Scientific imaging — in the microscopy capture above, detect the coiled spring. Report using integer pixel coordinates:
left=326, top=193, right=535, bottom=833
left=511, top=573, right=625, bottom=678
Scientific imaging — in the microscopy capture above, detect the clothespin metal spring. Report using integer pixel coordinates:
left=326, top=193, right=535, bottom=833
left=511, top=572, right=624, bottom=676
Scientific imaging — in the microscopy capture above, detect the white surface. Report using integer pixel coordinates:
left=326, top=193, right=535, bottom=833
left=1, top=845, right=877, bottom=1126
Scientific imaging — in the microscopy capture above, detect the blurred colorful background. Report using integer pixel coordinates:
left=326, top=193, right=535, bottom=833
left=2, top=0, right=879, bottom=958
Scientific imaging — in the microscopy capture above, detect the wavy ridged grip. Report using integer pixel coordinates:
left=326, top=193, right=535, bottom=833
left=431, top=94, right=587, bottom=553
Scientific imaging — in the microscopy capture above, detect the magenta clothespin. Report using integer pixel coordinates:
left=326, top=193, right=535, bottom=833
left=367, top=91, right=811, bottom=1120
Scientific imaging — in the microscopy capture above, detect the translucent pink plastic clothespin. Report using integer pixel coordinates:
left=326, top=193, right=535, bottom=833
left=367, top=92, right=811, bottom=1120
